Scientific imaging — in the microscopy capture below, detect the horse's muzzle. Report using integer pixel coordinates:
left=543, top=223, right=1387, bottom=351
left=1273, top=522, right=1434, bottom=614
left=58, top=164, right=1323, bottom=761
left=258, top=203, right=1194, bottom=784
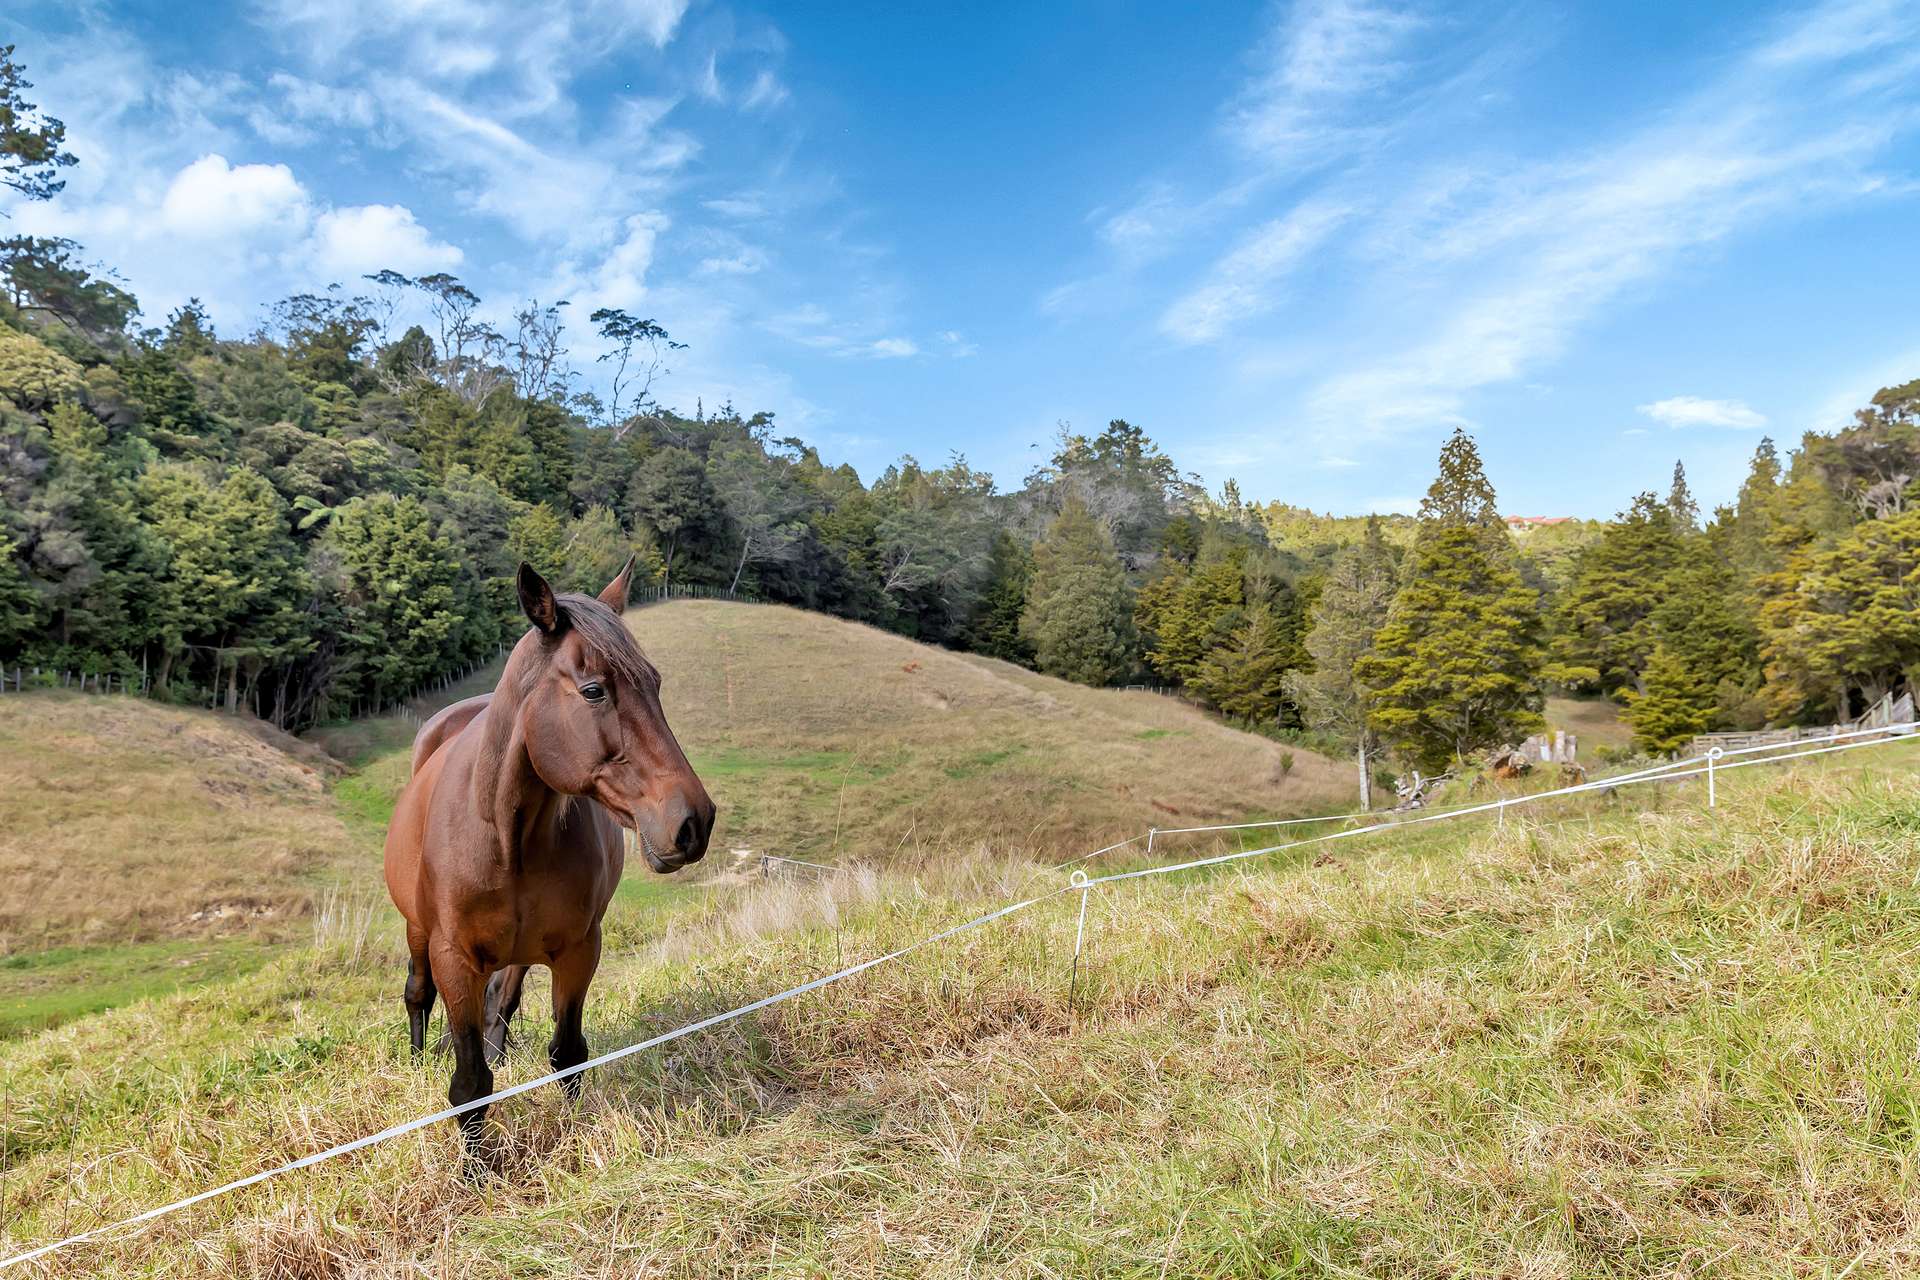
left=634, top=790, right=714, bottom=873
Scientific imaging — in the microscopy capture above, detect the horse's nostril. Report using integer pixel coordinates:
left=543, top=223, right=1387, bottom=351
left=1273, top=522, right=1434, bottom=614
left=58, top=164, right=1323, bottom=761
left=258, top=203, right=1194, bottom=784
left=674, top=813, right=701, bottom=855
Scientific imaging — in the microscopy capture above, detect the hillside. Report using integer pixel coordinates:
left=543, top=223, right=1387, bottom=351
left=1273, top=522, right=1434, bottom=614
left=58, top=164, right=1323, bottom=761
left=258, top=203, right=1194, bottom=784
left=623, top=600, right=1354, bottom=864
left=1, top=729, right=1913, bottom=1275
left=0, top=601, right=1349, bottom=1035
left=0, top=692, right=366, bottom=1034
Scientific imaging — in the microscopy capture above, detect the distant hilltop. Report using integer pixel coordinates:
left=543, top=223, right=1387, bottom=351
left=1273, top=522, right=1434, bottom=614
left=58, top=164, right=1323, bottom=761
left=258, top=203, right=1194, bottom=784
left=1503, top=515, right=1574, bottom=530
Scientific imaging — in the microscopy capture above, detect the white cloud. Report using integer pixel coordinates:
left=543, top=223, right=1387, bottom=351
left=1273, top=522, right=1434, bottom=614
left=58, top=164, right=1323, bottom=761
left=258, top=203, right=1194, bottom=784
left=866, top=337, right=918, bottom=358
left=310, top=204, right=463, bottom=276
left=562, top=211, right=672, bottom=311
left=703, top=194, right=767, bottom=218
left=1160, top=198, right=1351, bottom=344
left=1296, top=0, right=1920, bottom=438
left=1638, top=396, right=1769, bottom=429
left=939, top=330, right=979, bottom=357
left=1230, top=0, right=1425, bottom=163
left=697, top=52, right=725, bottom=102
left=697, top=246, right=769, bottom=275
left=158, top=154, right=310, bottom=239
left=741, top=70, right=790, bottom=110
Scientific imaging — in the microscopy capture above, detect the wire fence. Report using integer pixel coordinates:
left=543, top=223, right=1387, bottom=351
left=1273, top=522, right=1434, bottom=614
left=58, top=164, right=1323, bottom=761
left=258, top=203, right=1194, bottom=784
left=2, top=719, right=1916, bottom=1271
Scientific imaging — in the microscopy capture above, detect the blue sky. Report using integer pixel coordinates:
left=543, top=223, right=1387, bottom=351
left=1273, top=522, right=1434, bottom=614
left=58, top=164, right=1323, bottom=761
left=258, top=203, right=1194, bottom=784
left=7, top=0, right=1920, bottom=517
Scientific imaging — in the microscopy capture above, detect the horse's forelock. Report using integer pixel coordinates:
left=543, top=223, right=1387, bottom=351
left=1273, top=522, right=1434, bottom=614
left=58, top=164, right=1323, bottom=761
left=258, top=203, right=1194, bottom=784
left=554, top=593, right=657, bottom=691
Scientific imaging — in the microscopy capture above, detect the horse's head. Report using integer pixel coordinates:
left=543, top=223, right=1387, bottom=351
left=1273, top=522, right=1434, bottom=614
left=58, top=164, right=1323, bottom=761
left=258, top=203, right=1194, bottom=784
left=512, top=560, right=715, bottom=872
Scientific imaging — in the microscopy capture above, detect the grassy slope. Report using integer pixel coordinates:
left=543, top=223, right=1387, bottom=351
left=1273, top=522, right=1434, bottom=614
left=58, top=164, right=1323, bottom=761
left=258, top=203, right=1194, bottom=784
left=3, top=740, right=1918, bottom=1276
left=1545, top=695, right=1632, bottom=759
left=0, top=691, right=351, bottom=953
left=0, top=601, right=1344, bottom=1038
left=623, top=600, right=1353, bottom=866
left=0, top=694, right=358, bottom=1035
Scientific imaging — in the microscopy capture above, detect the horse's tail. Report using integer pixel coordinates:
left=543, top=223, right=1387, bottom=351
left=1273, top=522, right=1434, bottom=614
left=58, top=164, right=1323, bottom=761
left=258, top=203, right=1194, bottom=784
left=410, top=694, right=493, bottom=776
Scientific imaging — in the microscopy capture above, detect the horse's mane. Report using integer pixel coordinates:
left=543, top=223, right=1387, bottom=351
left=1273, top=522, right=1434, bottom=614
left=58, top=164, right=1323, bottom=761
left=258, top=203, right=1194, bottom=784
left=524, top=593, right=658, bottom=694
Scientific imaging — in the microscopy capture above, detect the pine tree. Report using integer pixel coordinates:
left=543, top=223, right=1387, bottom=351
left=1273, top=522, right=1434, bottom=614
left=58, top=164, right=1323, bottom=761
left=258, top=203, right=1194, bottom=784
left=1020, top=497, right=1136, bottom=686
left=1356, top=432, right=1544, bottom=772
left=1190, top=606, right=1294, bottom=723
left=1286, top=517, right=1397, bottom=806
left=1667, top=460, right=1699, bottom=529
left=1551, top=491, right=1686, bottom=692
left=1622, top=642, right=1712, bottom=755
left=1419, top=427, right=1503, bottom=539
left=563, top=504, right=661, bottom=597
left=965, top=532, right=1034, bottom=665
left=508, top=503, right=569, bottom=580
left=325, top=494, right=460, bottom=706
left=1134, top=549, right=1244, bottom=684
left=627, top=445, right=722, bottom=588
left=1760, top=508, right=1920, bottom=721
left=0, top=526, right=40, bottom=650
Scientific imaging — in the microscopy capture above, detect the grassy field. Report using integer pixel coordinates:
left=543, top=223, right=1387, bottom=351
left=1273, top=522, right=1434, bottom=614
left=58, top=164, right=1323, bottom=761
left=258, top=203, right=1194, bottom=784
left=0, top=692, right=351, bottom=953
left=2, top=732, right=1917, bottom=1276
left=1545, top=696, right=1632, bottom=759
left=0, top=600, right=1350, bottom=1038
left=617, top=600, right=1356, bottom=867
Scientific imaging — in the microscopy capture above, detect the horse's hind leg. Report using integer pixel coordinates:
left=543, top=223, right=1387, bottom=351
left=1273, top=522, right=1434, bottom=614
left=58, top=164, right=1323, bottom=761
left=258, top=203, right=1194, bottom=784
left=431, top=940, right=494, bottom=1175
left=483, top=964, right=529, bottom=1066
left=547, top=926, right=602, bottom=1102
left=404, top=928, right=437, bottom=1057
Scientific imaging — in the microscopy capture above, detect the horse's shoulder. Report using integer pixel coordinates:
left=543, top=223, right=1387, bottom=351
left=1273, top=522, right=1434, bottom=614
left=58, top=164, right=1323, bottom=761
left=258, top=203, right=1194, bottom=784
left=411, top=693, right=494, bottom=777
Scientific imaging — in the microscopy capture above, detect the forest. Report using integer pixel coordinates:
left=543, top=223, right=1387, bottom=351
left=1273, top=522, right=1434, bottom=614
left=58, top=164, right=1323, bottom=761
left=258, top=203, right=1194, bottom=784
left=3, top=46, right=1916, bottom=779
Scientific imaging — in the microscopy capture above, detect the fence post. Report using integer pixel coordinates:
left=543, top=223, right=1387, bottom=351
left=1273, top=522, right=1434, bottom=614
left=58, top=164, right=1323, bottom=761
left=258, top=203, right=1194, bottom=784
left=1067, top=869, right=1093, bottom=1015
left=1706, top=747, right=1722, bottom=807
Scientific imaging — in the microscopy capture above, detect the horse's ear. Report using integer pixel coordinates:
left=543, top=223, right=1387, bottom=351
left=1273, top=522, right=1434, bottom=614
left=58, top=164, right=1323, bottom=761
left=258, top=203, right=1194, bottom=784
left=517, top=562, right=563, bottom=635
left=597, top=555, right=635, bottom=613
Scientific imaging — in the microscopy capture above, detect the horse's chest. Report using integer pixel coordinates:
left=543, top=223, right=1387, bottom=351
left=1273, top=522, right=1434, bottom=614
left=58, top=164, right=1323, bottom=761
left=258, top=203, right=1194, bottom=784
left=434, top=829, right=617, bottom=962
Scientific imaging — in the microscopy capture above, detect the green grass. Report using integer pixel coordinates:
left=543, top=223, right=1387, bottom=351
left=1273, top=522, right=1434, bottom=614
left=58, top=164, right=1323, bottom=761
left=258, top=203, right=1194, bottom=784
left=4, top=742, right=1918, bottom=1276
left=0, top=938, right=276, bottom=1038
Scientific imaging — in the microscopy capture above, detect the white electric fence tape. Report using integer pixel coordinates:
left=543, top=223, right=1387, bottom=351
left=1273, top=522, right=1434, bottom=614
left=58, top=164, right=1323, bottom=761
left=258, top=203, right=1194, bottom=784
left=3, top=720, right=1913, bottom=1270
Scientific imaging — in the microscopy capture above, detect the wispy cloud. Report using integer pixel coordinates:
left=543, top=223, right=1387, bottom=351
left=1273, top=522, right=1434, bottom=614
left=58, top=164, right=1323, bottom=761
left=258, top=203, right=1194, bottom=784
left=1293, top=0, right=1920, bottom=438
left=1229, top=0, right=1427, bottom=164
left=1638, top=396, right=1768, bottom=429
left=1160, top=197, right=1351, bottom=344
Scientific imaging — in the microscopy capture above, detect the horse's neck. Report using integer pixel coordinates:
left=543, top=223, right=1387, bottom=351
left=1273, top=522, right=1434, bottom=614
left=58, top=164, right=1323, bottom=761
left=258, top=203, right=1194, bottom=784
left=470, top=691, right=567, bottom=869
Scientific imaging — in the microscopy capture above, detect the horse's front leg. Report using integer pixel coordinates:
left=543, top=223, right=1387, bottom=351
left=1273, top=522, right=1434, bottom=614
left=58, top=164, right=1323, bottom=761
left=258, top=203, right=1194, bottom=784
left=548, top=924, right=602, bottom=1102
left=430, top=938, right=494, bottom=1175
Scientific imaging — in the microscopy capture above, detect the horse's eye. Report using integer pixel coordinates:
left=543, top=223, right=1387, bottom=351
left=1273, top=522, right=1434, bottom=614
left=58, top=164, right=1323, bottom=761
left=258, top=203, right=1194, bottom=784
left=580, top=682, right=606, bottom=703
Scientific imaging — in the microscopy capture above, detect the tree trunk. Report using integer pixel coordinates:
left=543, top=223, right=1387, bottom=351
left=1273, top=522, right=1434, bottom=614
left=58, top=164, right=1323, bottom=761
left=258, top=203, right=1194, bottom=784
left=1356, top=738, right=1372, bottom=811
left=729, top=535, right=752, bottom=595
left=226, top=660, right=239, bottom=713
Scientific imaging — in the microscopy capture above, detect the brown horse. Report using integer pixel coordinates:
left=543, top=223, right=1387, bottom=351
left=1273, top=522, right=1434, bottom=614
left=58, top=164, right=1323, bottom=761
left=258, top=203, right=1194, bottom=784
left=384, top=559, right=714, bottom=1164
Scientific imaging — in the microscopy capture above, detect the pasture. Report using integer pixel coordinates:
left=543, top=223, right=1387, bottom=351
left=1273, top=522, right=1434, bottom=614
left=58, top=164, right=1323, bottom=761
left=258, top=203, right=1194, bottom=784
left=0, top=600, right=1352, bottom=1038
left=1, top=725, right=1915, bottom=1275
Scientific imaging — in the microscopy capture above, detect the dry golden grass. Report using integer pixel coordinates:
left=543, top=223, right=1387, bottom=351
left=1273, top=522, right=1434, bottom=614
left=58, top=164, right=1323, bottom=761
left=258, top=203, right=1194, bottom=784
left=630, top=600, right=1354, bottom=865
left=3, top=744, right=1919, bottom=1276
left=0, top=692, right=355, bottom=953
